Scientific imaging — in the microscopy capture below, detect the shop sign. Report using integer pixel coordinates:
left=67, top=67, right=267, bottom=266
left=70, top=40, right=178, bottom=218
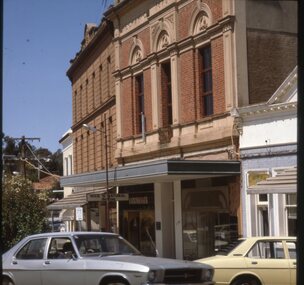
left=75, top=207, right=83, bottom=221
left=87, top=193, right=129, bottom=202
left=129, top=196, right=149, bottom=205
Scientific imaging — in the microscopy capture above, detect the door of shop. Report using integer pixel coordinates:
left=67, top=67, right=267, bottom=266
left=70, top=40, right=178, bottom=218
left=183, top=211, right=238, bottom=260
left=123, top=210, right=156, bottom=256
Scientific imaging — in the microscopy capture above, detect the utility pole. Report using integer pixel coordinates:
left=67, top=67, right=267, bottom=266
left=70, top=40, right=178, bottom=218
left=12, top=136, right=40, bottom=178
left=83, top=114, right=110, bottom=232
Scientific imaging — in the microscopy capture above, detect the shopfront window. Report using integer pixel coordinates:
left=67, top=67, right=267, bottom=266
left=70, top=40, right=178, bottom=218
left=285, top=193, right=297, bottom=236
left=247, top=171, right=270, bottom=236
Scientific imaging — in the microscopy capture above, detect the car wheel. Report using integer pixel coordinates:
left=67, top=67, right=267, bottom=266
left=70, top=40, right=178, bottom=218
left=231, top=276, right=260, bottom=285
left=2, top=277, right=14, bottom=285
left=103, top=278, right=128, bottom=285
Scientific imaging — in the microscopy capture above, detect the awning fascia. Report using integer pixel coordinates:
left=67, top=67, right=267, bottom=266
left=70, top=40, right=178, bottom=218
left=247, top=166, right=297, bottom=195
left=60, top=159, right=240, bottom=187
left=247, top=185, right=297, bottom=194
left=47, top=188, right=106, bottom=211
left=47, top=202, right=85, bottom=211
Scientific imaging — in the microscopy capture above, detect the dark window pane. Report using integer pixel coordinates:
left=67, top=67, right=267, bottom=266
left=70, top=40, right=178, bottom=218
left=202, top=46, right=211, bottom=68
left=203, top=70, right=212, bottom=92
left=259, top=194, right=268, bottom=202
left=136, top=74, right=144, bottom=134
left=203, top=94, right=213, bottom=116
left=16, top=238, right=47, bottom=260
left=200, top=45, right=213, bottom=116
left=162, top=62, right=173, bottom=126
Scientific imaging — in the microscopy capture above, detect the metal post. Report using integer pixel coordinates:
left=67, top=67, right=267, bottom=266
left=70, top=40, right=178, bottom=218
left=141, top=112, right=146, bottom=141
left=82, top=121, right=110, bottom=232
left=21, top=137, right=26, bottom=179
left=104, top=113, right=110, bottom=232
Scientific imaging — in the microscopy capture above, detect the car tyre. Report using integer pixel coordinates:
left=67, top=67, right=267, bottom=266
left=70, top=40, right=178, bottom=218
left=231, top=276, right=260, bottom=285
left=103, top=278, right=129, bottom=285
left=2, top=277, right=14, bottom=285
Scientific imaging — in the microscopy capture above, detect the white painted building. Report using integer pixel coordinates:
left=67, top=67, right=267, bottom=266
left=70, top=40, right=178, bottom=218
left=60, top=129, right=74, bottom=197
left=236, top=66, right=297, bottom=237
left=58, top=129, right=74, bottom=231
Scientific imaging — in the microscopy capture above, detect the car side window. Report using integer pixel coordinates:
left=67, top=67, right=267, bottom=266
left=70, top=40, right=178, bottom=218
left=47, top=237, right=76, bottom=259
left=286, top=242, right=296, bottom=259
left=16, top=238, right=47, bottom=260
left=247, top=241, right=285, bottom=259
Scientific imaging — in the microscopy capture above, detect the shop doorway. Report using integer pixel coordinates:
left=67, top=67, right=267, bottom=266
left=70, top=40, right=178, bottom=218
left=183, top=211, right=238, bottom=260
left=182, top=187, right=238, bottom=260
left=123, top=210, right=156, bottom=256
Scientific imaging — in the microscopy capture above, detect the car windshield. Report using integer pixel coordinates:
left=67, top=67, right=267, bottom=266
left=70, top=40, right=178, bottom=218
left=215, top=239, right=244, bottom=256
left=73, top=234, right=142, bottom=257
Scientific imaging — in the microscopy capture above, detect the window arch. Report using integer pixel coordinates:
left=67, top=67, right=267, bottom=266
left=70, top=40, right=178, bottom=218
left=129, top=37, right=145, bottom=66
left=157, top=30, right=170, bottom=51
left=131, top=46, right=143, bottom=65
left=151, top=18, right=174, bottom=52
left=189, top=2, right=213, bottom=36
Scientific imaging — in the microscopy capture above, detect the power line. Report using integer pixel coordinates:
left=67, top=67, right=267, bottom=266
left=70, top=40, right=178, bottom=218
left=10, top=136, right=40, bottom=178
left=24, top=142, right=53, bottom=176
left=20, top=158, right=60, bottom=178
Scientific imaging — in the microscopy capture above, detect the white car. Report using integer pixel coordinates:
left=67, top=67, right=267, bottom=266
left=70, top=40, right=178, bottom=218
left=2, top=231, right=214, bottom=285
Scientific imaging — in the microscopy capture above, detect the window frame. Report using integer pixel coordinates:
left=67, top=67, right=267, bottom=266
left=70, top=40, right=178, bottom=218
left=15, top=238, right=48, bottom=260
left=161, top=62, right=173, bottom=126
left=199, top=45, right=213, bottom=117
left=135, top=73, right=145, bottom=134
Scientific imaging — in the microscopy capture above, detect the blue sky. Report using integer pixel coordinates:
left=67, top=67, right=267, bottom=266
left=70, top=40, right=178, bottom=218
left=3, top=0, right=109, bottom=152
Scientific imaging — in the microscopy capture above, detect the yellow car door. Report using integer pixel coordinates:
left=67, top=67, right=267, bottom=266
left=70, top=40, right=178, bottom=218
left=245, top=240, right=290, bottom=285
left=245, top=257, right=290, bottom=285
left=285, top=241, right=297, bottom=285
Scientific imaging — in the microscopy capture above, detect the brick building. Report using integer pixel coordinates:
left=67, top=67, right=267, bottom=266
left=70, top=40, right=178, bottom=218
left=58, top=0, right=297, bottom=260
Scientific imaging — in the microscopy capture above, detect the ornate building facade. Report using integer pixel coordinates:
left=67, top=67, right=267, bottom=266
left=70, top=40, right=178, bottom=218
left=57, top=0, right=297, bottom=260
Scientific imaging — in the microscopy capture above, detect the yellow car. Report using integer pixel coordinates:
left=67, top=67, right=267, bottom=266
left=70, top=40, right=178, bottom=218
left=195, top=236, right=296, bottom=285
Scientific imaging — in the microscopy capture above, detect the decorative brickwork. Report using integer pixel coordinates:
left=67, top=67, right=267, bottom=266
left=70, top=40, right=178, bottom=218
left=67, top=20, right=116, bottom=175
left=247, top=29, right=297, bottom=104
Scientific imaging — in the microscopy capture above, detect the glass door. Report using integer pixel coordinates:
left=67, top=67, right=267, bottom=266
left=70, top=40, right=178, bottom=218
left=123, top=210, right=156, bottom=256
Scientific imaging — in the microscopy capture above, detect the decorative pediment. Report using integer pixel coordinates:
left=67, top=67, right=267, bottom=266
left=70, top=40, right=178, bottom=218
left=194, top=11, right=210, bottom=33
left=131, top=47, right=143, bottom=65
left=189, top=2, right=213, bottom=36
left=157, top=31, right=170, bottom=51
left=237, top=66, right=297, bottom=118
left=267, top=66, right=297, bottom=105
left=151, top=17, right=174, bottom=52
left=129, top=36, right=145, bottom=66
left=81, top=23, right=97, bottom=50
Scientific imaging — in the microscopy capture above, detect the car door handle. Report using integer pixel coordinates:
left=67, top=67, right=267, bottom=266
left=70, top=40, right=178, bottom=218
left=44, top=261, right=51, bottom=265
left=12, top=261, right=18, bottom=265
left=293, top=262, right=296, bottom=266
left=252, top=261, right=258, bottom=265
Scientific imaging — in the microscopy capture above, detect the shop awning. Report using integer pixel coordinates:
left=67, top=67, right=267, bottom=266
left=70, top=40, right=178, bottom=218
left=60, top=159, right=240, bottom=188
left=47, top=188, right=106, bottom=211
left=247, top=167, right=297, bottom=194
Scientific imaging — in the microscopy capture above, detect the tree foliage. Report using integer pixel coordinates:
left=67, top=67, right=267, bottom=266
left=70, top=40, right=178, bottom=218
left=2, top=175, right=49, bottom=251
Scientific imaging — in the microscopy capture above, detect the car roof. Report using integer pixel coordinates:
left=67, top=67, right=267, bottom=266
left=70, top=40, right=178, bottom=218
left=230, top=236, right=296, bottom=256
left=26, top=231, right=118, bottom=239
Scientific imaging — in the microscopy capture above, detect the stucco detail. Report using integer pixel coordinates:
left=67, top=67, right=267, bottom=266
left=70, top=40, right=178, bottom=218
left=151, top=16, right=175, bottom=52
left=189, top=1, right=213, bottom=36
left=129, top=36, right=145, bottom=65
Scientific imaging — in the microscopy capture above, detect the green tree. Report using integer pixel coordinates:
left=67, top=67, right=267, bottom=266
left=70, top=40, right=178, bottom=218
left=47, top=149, right=63, bottom=176
left=2, top=175, right=49, bottom=251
